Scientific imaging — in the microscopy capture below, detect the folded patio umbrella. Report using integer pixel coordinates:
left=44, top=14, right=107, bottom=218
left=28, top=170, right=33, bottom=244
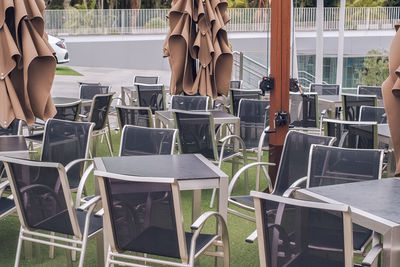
left=0, top=0, right=56, bottom=129
left=382, top=21, right=400, bottom=176
left=164, top=0, right=232, bottom=99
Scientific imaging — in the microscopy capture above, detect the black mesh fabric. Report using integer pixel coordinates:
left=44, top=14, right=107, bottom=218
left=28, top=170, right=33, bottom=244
left=41, top=119, right=92, bottom=189
left=358, top=86, right=382, bottom=99
left=170, top=96, right=208, bottom=111
left=359, top=106, right=387, bottom=123
left=54, top=102, right=81, bottom=121
left=136, top=84, right=165, bottom=114
left=174, top=111, right=216, bottom=160
left=324, top=121, right=376, bottom=149
left=230, top=80, right=242, bottom=89
left=120, top=126, right=175, bottom=156
left=309, top=84, right=340, bottom=95
left=104, top=178, right=181, bottom=258
left=273, top=131, right=334, bottom=196
left=230, top=89, right=260, bottom=116
left=79, top=85, right=110, bottom=115
left=0, top=136, right=27, bottom=178
left=116, top=106, right=152, bottom=128
left=260, top=198, right=345, bottom=267
left=290, top=93, right=318, bottom=128
left=308, top=145, right=381, bottom=251
left=87, top=94, right=113, bottom=131
left=0, top=119, right=20, bottom=135
left=238, top=99, right=269, bottom=149
left=7, top=161, right=75, bottom=235
left=343, top=94, right=376, bottom=121
left=134, top=76, right=159, bottom=84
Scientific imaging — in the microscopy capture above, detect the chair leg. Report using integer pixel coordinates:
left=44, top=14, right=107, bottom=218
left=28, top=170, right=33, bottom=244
left=105, top=246, right=112, bottom=267
left=49, top=232, right=55, bottom=259
left=65, top=248, right=73, bottom=267
left=14, top=228, right=23, bottom=267
left=104, top=132, right=113, bottom=156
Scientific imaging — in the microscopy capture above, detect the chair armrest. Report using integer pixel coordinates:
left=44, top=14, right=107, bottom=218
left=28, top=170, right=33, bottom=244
left=245, top=229, right=257, bottom=243
left=0, top=180, right=9, bottom=195
left=77, top=195, right=101, bottom=211
left=218, top=134, right=247, bottom=167
left=75, top=163, right=95, bottom=207
left=282, top=187, right=299, bottom=198
left=361, top=243, right=382, bottom=266
left=228, top=162, right=275, bottom=197
left=289, top=176, right=308, bottom=189
left=95, top=208, right=104, bottom=217
left=65, top=158, right=94, bottom=173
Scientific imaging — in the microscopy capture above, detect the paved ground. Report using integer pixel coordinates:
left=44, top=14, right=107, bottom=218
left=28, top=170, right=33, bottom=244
left=52, top=65, right=171, bottom=98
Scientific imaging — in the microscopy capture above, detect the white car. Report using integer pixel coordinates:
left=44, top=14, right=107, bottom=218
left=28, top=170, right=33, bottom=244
left=48, top=35, right=70, bottom=64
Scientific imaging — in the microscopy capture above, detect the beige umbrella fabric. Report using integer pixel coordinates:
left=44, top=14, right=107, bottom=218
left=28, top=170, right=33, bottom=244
left=382, top=22, right=400, bottom=176
left=164, top=0, right=232, bottom=99
left=0, top=0, right=56, bottom=129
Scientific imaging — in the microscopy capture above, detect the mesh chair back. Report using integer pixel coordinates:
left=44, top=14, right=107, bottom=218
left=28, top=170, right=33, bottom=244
left=359, top=106, right=387, bottom=123
left=238, top=99, right=269, bottom=149
left=41, top=119, right=93, bottom=189
left=230, top=80, right=242, bottom=89
left=79, top=85, right=110, bottom=100
left=99, top=174, right=184, bottom=259
left=88, top=93, right=114, bottom=131
left=290, top=93, right=319, bottom=128
left=2, top=158, right=79, bottom=237
left=120, top=126, right=176, bottom=156
left=173, top=111, right=218, bottom=160
left=308, top=145, right=383, bottom=187
left=116, top=106, right=153, bottom=128
left=54, top=101, right=81, bottom=121
left=253, top=192, right=351, bottom=267
left=309, top=84, right=340, bottom=95
left=323, top=119, right=377, bottom=149
left=342, top=94, right=377, bottom=121
left=273, top=131, right=334, bottom=196
left=358, top=85, right=382, bottom=99
left=0, top=119, right=21, bottom=135
left=230, top=89, right=261, bottom=116
left=136, top=83, right=165, bottom=114
left=133, top=76, right=159, bottom=84
left=170, top=95, right=209, bottom=111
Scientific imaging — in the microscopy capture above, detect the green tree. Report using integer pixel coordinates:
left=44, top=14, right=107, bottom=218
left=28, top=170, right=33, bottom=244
left=356, top=50, right=389, bottom=86
left=228, top=0, right=248, bottom=8
left=383, top=0, right=400, bottom=6
left=347, top=0, right=385, bottom=6
left=293, top=0, right=340, bottom=7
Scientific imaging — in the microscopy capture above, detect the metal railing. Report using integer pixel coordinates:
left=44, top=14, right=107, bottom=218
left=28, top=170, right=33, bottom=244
left=44, top=7, right=400, bottom=35
left=232, top=51, right=268, bottom=88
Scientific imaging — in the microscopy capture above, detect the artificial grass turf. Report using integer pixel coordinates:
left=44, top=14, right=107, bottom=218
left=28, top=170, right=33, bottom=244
left=55, top=66, right=83, bottom=76
left=0, top=131, right=262, bottom=266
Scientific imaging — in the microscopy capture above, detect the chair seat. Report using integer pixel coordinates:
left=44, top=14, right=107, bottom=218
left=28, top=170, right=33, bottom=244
left=26, top=133, right=44, bottom=143
left=231, top=195, right=254, bottom=207
left=0, top=198, right=15, bottom=218
left=123, top=226, right=217, bottom=259
left=76, top=209, right=103, bottom=237
left=283, top=251, right=349, bottom=267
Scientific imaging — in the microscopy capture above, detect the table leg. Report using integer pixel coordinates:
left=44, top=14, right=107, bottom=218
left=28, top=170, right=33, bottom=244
left=120, top=87, right=126, bottom=106
left=216, top=177, right=228, bottom=267
left=155, top=114, right=161, bottom=128
left=231, top=120, right=240, bottom=176
left=192, top=190, right=202, bottom=223
left=383, top=226, right=400, bottom=267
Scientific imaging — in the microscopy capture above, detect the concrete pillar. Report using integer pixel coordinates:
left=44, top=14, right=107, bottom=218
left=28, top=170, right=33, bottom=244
left=336, top=0, right=346, bottom=87
left=315, top=0, right=324, bottom=84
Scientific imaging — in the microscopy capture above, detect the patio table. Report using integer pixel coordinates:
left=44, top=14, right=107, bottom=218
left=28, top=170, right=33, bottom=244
left=295, top=178, right=400, bottom=267
left=52, top=96, right=91, bottom=107
left=0, top=135, right=30, bottom=158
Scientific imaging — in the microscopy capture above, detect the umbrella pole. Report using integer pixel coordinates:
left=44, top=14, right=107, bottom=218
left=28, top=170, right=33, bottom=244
left=267, top=0, right=291, bottom=188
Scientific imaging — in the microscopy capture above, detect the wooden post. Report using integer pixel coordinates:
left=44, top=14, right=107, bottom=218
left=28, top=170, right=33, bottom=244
left=268, top=0, right=291, bottom=187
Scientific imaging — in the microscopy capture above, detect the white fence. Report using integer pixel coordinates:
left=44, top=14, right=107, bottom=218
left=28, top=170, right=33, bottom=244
left=44, top=7, right=400, bottom=35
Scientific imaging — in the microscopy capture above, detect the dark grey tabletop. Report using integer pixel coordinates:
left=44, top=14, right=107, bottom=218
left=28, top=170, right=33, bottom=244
left=305, top=178, right=400, bottom=224
left=95, top=154, right=220, bottom=180
left=378, top=124, right=390, bottom=138
left=0, top=136, right=27, bottom=152
left=53, top=97, right=91, bottom=106
left=156, top=110, right=237, bottom=120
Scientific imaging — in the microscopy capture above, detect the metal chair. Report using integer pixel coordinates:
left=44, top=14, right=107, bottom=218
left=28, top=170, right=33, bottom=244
left=230, top=80, right=243, bottom=89
left=228, top=131, right=335, bottom=222
left=342, top=93, right=377, bottom=121
left=95, top=170, right=229, bottom=267
left=82, top=93, right=114, bottom=156
left=116, top=105, right=153, bottom=128
left=119, top=125, right=177, bottom=156
left=357, top=85, right=382, bottom=99
left=250, top=192, right=381, bottom=267
left=133, top=75, right=159, bottom=84
left=359, top=106, right=387, bottom=123
left=0, top=119, right=22, bottom=136
left=170, top=95, right=209, bottom=111
left=1, top=156, right=102, bottom=267
left=79, top=84, right=110, bottom=115
left=135, top=83, right=166, bottom=114
left=309, top=83, right=340, bottom=95
left=229, top=89, right=261, bottom=116
left=290, top=92, right=319, bottom=131
left=173, top=110, right=248, bottom=207
left=307, top=144, right=384, bottom=253
left=323, top=118, right=378, bottom=149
